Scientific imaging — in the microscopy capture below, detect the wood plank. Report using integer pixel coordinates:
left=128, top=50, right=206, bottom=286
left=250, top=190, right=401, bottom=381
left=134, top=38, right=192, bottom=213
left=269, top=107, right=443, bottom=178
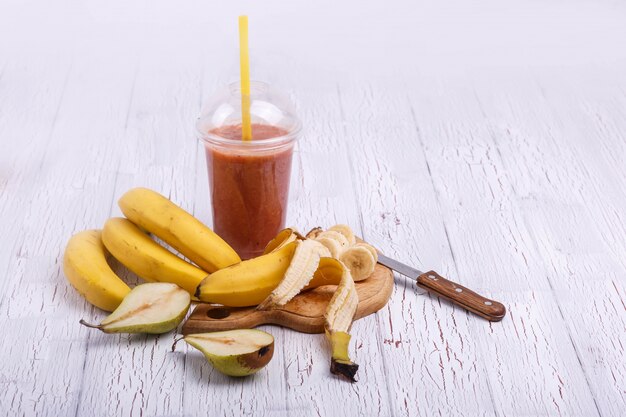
left=277, top=77, right=397, bottom=417
left=0, top=57, right=77, bottom=417
left=472, top=74, right=626, bottom=416
left=342, top=76, right=605, bottom=416
left=340, top=80, right=500, bottom=416
left=71, top=51, right=199, bottom=417
left=412, top=76, right=609, bottom=416
left=0, top=53, right=136, bottom=416
left=1, top=0, right=625, bottom=415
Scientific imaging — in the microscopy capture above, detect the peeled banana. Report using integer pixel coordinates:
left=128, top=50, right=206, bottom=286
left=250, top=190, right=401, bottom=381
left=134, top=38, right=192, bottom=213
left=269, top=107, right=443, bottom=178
left=257, top=239, right=329, bottom=309
left=195, top=242, right=298, bottom=307
left=63, top=230, right=131, bottom=312
left=119, top=187, right=240, bottom=272
left=102, top=217, right=207, bottom=295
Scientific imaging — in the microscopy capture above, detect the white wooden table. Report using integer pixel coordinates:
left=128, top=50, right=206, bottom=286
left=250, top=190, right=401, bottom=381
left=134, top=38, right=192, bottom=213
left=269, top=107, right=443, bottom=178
left=1, top=0, right=625, bottom=416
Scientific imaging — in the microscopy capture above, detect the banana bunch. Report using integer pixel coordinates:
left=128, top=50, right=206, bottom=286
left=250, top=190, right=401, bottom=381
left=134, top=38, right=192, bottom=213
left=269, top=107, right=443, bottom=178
left=63, top=230, right=131, bottom=312
left=118, top=188, right=240, bottom=272
left=102, top=217, right=208, bottom=295
left=63, top=188, right=242, bottom=311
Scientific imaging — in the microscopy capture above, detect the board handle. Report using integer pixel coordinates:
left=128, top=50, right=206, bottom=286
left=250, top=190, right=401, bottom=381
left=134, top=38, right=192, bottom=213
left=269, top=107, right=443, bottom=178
left=417, top=270, right=506, bottom=321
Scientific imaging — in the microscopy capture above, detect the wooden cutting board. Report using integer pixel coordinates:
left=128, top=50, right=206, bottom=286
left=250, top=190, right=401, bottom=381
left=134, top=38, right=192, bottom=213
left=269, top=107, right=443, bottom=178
left=182, top=263, right=394, bottom=334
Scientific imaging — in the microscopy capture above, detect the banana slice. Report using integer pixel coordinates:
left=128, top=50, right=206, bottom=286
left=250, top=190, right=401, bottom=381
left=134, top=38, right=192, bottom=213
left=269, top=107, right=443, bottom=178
left=328, top=224, right=357, bottom=246
left=257, top=239, right=327, bottom=309
left=308, top=239, right=332, bottom=258
left=315, top=236, right=344, bottom=258
left=316, top=231, right=350, bottom=250
left=339, top=246, right=377, bottom=281
left=354, top=242, right=378, bottom=263
left=305, top=227, right=323, bottom=239
left=323, top=258, right=359, bottom=382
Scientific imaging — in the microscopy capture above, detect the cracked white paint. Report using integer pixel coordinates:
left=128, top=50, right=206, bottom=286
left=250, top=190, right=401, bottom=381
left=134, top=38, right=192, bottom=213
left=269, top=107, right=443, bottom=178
left=0, top=0, right=625, bottom=416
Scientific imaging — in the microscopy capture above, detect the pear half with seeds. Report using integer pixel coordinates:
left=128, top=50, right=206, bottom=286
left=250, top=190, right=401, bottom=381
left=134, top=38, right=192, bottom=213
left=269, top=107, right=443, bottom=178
left=183, top=329, right=274, bottom=377
left=80, top=282, right=190, bottom=334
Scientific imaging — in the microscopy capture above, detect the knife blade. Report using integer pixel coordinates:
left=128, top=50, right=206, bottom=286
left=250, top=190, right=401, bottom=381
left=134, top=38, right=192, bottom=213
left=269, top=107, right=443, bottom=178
left=376, top=253, right=506, bottom=321
left=377, top=253, right=423, bottom=280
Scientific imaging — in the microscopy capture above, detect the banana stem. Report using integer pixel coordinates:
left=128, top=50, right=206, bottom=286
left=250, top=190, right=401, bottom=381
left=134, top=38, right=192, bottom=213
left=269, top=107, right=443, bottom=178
left=79, top=319, right=101, bottom=329
left=327, top=330, right=359, bottom=382
left=330, top=358, right=359, bottom=383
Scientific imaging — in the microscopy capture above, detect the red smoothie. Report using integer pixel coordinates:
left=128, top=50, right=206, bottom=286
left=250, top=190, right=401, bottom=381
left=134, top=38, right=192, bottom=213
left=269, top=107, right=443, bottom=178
left=205, top=123, right=294, bottom=259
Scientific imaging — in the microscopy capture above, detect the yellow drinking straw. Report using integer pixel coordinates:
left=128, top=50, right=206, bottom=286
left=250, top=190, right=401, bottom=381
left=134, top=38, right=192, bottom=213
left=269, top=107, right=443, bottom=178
left=239, top=15, right=252, bottom=141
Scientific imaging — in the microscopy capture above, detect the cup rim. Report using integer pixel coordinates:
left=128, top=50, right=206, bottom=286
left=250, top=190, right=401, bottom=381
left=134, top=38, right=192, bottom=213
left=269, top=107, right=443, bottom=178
left=227, top=80, right=268, bottom=96
left=195, top=81, right=301, bottom=148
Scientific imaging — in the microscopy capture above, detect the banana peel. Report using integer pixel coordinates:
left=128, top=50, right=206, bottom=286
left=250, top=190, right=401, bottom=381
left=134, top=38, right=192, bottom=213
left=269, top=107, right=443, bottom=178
left=321, top=258, right=360, bottom=382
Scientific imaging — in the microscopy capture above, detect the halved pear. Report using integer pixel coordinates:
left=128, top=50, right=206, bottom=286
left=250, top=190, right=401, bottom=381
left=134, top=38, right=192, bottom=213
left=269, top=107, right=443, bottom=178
left=80, top=282, right=190, bottom=334
left=183, top=329, right=274, bottom=377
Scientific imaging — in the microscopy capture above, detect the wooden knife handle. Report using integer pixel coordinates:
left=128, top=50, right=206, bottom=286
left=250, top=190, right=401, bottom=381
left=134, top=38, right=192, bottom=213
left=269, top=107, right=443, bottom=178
left=416, top=270, right=506, bottom=321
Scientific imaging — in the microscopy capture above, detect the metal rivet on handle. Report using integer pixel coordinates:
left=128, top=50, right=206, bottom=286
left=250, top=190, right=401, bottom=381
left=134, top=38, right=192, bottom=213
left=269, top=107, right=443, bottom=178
left=455, top=288, right=463, bottom=293
left=484, top=301, right=492, bottom=306
left=428, top=274, right=437, bottom=280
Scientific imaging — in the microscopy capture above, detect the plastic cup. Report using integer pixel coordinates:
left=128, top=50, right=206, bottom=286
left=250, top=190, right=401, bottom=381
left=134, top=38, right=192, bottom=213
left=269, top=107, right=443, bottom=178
left=196, top=81, right=301, bottom=259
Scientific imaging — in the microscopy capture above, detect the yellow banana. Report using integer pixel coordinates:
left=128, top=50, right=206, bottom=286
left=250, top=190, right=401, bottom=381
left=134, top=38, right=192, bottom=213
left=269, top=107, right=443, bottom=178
left=63, top=230, right=131, bottom=312
left=118, top=187, right=241, bottom=272
left=196, top=242, right=298, bottom=307
left=102, top=217, right=207, bottom=296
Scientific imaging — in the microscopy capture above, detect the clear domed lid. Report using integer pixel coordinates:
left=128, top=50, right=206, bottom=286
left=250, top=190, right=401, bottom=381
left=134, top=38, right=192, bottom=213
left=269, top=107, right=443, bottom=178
left=196, top=81, right=301, bottom=147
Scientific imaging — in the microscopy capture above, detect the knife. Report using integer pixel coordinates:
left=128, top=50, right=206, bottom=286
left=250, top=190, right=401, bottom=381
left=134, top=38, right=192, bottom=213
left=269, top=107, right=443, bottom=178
left=377, top=253, right=506, bottom=321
